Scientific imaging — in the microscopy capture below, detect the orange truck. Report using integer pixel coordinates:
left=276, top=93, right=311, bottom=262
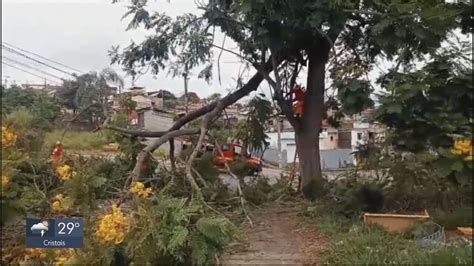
left=213, top=142, right=262, bottom=175
left=181, top=141, right=262, bottom=175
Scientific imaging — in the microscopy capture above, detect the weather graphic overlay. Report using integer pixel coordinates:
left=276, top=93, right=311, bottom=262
left=26, top=218, right=83, bottom=248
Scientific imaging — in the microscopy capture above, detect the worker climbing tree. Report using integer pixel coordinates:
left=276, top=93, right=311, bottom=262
left=286, top=84, right=305, bottom=117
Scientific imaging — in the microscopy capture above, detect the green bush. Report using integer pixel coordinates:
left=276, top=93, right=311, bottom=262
left=44, top=130, right=109, bottom=151
left=194, top=154, right=220, bottom=183
left=325, top=225, right=472, bottom=265
left=242, top=177, right=273, bottom=206
left=90, top=159, right=130, bottom=200
left=4, top=110, right=47, bottom=153
left=432, top=207, right=473, bottom=230
left=125, top=197, right=239, bottom=265
left=230, top=159, right=253, bottom=178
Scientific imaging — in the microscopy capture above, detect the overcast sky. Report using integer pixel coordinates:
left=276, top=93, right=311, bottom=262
left=1, top=0, right=251, bottom=98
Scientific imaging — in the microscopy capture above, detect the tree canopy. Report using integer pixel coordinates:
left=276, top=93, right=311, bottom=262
left=56, top=68, right=123, bottom=123
left=111, top=0, right=472, bottom=199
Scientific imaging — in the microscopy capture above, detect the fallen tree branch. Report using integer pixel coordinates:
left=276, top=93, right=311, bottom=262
left=208, top=132, right=253, bottom=227
left=127, top=128, right=201, bottom=186
left=185, top=122, right=208, bottom=197
left=104, top=125, right=168, bottom=137
left=177, top=157, right=209, bottom=189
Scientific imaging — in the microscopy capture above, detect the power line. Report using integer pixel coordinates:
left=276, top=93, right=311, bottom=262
left=2, top=61, right=61, bottom=85
left=3, top=56, right=66, bottom=80
left=2, top=44, right=76, bottom=77
left=2, top=41, right=84, bottom=74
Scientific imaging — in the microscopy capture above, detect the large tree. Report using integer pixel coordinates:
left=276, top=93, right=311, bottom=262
left=56, top=68, right=123, bottom=123
left=111, top=0, right=471, bottom=199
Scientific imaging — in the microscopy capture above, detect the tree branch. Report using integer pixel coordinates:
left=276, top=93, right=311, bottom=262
left=208, top=132, right=253, bottom=227
left=128, top=128, right=201, bottom=185
left=259, top=52, right=301, bottom=131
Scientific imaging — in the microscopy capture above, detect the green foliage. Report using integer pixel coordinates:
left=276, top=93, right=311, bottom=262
left=110, top=7, right=213, bottom=80
left=4, top=110, right=49, bottom=154
left=376, top=40, right=472, bottom=152
left=60, top=156, right=108, bottom=215
left=432, top=207, right=473, bottom=230
left=90, top=159, right=130, bottom=200
left=56, top=68, right=122, bottom=123
left=325, top=225, right=472, bottom=265
left=230, top=159, right=253, bottom=178
left=126, top=196, right=238, bottom=265
left=305, top=201, right=472, bottom=265
left=194, top=153, right=220, bottom=183
left=336, top=79, right=374, bottom=115
left=2, top=86, right=60, bottom=128
left=1, top=85, right=35, bottom=112
left=241, top=177, right=273, bottom=206
left=235, top=95, right=272, bottom=154
left=352, top=140, right=472, bottom=212
left=44, top=130, right=110, bottom=151
left=179, top=92, right=201, bottom=104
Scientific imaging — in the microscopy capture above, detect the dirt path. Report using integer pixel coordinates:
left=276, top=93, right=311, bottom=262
left=221, top=201, right=328, bottom=265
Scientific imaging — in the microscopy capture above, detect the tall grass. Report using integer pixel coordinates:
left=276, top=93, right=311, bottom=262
left=44, top=130, right=110, bottom=151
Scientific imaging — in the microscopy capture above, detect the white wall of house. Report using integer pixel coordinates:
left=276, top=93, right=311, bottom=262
left=266, top=130, right=339, bottom=164
left=140, top=110, right=178, bottom=152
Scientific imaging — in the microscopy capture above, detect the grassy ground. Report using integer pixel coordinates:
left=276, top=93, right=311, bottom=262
left=303, top=202, right=472, bottom=265
left=44, top=130, right=110, bottom=151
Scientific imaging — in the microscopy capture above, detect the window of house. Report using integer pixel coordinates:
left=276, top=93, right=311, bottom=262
left=138, top=113, right=145, bottom=127
left=330, top=136, right=334, bottom=141
left=234, top=145, right=243, bottom=155
left=357, top=132, right=362, bottom=140
left=369, top=132, right=374, bottom=139
left=222, top=144, right=230, bottom=152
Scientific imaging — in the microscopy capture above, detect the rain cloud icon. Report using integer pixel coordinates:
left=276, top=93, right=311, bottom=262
left=31, top=221, right=49, bottom=237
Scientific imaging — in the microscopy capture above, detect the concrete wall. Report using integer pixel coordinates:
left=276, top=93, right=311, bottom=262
left=259, top=148, right=288, bottom=167
left=141, top=111, right=178, bottom=152
left=320, top=149, right=355, bottom=170
left=267, top=131, right=342, bottom=164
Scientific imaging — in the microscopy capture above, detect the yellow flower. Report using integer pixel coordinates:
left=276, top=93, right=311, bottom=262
left=24, top=248, right=48, bottom=260
left=95, top=204, right=130, bottom=246
left=56, top=165, right=73, bottom=181
left=51, top=193, right=69, bottom=213
left=129, top=182, right=153, bottom=198
left=54, top=257, right=68, bottom=266
left=52, top=201, right=63, bottom=212
left=451, top=138, right=473, bottom=160
left=450, top=148, right=463, bottom=155
left=2, top=126, right=17, bottom=146
left=2, top=176, right=10, bottom=191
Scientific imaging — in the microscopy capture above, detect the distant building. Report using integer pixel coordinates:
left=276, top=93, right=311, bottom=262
left=264, top=109, right=385, bottom=168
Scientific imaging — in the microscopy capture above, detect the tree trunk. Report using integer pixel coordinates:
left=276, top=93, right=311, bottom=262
left=297, top=48, right=328, bottom=200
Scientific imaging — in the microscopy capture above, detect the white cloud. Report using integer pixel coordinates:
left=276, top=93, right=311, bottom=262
left=31, top=222, right=48, bottom=231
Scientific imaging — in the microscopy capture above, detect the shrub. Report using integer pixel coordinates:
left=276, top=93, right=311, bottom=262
left=305, top=200, right=473, bottom=265
left=124, top=197, right=239, bottom=265
left=432, top=207, right=473, bottom=230
left=194, top=153, right=220, bottom=183
left=44, top=130, right=109, bottom=151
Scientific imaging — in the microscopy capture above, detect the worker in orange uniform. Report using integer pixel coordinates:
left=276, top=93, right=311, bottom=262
left=286, top=84, right=305, bottom=117
left=52, top=141, right=63, bottom=165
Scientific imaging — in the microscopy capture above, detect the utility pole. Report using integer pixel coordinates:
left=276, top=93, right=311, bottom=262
left=3, top=75, right=10, bottom=88
left=183, top=63, right=189, bottom=113
left=277, top=115, right=283, bottom=169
